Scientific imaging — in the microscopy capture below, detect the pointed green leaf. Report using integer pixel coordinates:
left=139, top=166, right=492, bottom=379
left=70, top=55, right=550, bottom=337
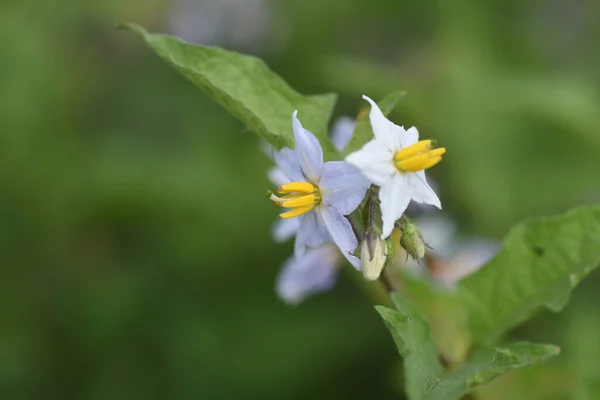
left=344, top=91, right=406, bottom=155
left=427, top=342, right=560, bottom=400
left=122, top=23, right=337, bottom=153
left=378, top=295, right=560, bottom=400
left=457, top=205, right=600, bottom=346
left=375, top=295, right=444, bottom=400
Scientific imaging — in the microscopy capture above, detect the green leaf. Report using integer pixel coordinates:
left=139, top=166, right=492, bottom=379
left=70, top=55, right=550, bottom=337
left=122, top=23, right=337, bottom=153
left=427, top=342, right=560, bottom=400
left=377, top=295, right=560, bottom=400
left=375, top=296, right=444, bottom=400
left=457, top=205, right=600, bottom=346
left=344, top=91, right=405, bottom=155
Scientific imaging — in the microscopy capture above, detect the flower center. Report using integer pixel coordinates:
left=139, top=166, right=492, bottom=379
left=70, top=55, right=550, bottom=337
left=393, top=140, right=446, bottom=172
left=269, top=181, right=322, bottom=219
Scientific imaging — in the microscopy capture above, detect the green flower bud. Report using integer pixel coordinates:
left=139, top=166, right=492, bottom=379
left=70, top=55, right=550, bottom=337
left=399, top=220, right=426, bottom=261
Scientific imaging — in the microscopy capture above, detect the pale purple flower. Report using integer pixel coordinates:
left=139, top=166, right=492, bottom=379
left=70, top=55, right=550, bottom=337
left=269, top=111, right=369, bottom=269
left=268, top=116, right=356, bottom=243
left=276, top=244, right=341, bottom=304
left=268, top=116, right=357, bottom=303
left=346, top=95, right=443, bottom=239
left=330, top=116, right=355, bottom=152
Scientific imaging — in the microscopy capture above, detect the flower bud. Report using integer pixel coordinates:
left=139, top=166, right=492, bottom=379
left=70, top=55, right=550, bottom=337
left=399, top=221, right=426, bottom=261
left=360, top=230, right=388, bottom=281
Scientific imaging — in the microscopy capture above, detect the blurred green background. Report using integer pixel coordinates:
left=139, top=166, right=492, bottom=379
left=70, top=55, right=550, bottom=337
left=1, top=0, right=600, bottom=399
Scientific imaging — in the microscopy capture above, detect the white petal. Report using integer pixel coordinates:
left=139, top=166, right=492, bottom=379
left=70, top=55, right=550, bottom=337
left=292, top=111, right=323, bottom=182
left=379, top=174, right=412, bottom=239
left=294, top=211, right=329, bottom=259
left=320, top=161, right=370, bottom=215
left=410, top=171, right=441, bottom=209
left=319, top=205, right=361, bottom=269
left=267, top=167, right=290, bottom=187
left=273, top=147, right=303, bottom=182
left=346, top=139, right=397, bottom=186
left=271, top=218, right=300, bottom=243
left=330, top=116, right=356, bottom=152
left=275, top=245, right=340, bottom=305
left=406, top=177, right=440, bottom=213
left=362, top=95, right=409, bottom=150
left=402, top=127, right=420, bottom=148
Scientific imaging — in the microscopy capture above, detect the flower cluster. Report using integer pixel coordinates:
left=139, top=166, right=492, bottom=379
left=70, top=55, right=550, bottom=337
left=266, top=96, right=446, bottom=304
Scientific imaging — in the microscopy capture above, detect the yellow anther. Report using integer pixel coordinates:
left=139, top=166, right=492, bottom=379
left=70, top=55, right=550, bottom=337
left=278, top=182, right=316, bottom=194
left=398, top=153, right=430, bottom=172
left=394, top=140, right=431, bottom=161
left=394, top=140, right=445, bottom=173
left=267, top=180, right=321, bottom=219
left=428, top=147, right=446, bottom=157
left=280, top=204, right=315, bottom=219
left=419, top=156, right=442, bottom=170
left=279, top=194, right=316, bottom=208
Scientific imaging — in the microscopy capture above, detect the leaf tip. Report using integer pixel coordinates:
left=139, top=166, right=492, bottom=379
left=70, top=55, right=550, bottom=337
left=390, top=90, right=407, bottom=98
left=117, top=22, right=148, bottom=39
left=374, top=305, right=388, bottom=315
left=383, top=90, right=407, bottom=112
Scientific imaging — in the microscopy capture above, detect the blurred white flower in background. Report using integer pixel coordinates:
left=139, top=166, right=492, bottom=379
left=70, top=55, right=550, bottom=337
left=329, top=116, right=355, bottom=152
left=168, top=0, right=289, bottom=53
left=403, top=215, right=499, bottom=287
left=410, top=216, right=457, bottom=259
left=436, top=239, right=498, bottom=286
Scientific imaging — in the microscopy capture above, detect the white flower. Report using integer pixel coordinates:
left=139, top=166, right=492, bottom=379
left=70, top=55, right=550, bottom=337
left=402, top=216, right=498, bottom=287
left=269, top=112, right=368, bottom=269
left=276, top=244, right=341, bottom=304
left=346, top=95, right=445, bottom=239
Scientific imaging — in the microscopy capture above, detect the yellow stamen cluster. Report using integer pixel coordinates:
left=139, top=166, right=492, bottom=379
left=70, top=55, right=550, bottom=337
left=270, top=181, right=321, bottom=219
left=394, top=140, right=446, bottom=172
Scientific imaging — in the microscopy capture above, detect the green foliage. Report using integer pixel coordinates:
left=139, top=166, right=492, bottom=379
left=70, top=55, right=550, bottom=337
left=125, top=22, right=600, bottom=399
left=474, top=290, right=600, bottom=400
left=123, top=23, right=338, bottom=154
left=457, top=205, right=600, bottom=346
left=377, top=295, right=559, bottom=400
left=344, top=91, right=405, bottom=155
left=378, top=206, right=600, bottom=398
left=427, top=342, right=559, bottom=400
left=375, top=298, right=443, bottom=400
left=3, top=0, right=600, bottom=398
